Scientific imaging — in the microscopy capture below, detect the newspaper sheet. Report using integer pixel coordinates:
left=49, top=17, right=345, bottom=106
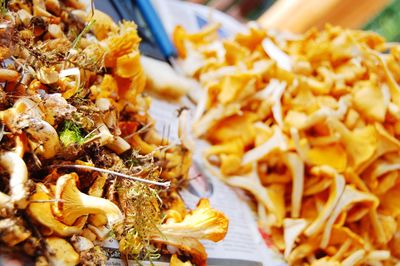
left=149, top=98, right=285, bottom=266
left=100, top=97, right=283, bottom=266
left=149, top=1, right=287, bottom=265
left=151, top=0, right=246, bottom=37
left=97, top=0, right=287, bottom=265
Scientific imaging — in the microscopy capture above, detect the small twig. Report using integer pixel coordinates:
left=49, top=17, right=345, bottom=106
left=70, top=19, right=96, bottom=52
left=170, top=172, right=200, bottom=190
left=166, top=125, right=171, bottom=146
left=30, top=199, right=64, bottom=203
left=20, top=212, right=50, bottom=261
left=90, top=0, right=95, bottom=18
left=122, top=246, right=129, bottom=266
left=52, top=164, right=170, bottom=188
left=82, top=125, right=103, bottom=144
left=0, top=122, right=4, bottom=142
left=160, top=125, right=166, bottom=147
left=123, top=123, right=153, bottom=141
left=153, top=143, right=174, bottom=155
left=186, top=94, right=197, bottom=105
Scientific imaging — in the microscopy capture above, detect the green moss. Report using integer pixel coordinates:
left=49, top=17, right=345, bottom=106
left=0, top=0, right=7, bottom=15
left=58, top=120, right=85, bottom=146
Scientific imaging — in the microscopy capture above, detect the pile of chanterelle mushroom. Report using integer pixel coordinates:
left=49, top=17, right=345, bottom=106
left=174, top=22, right=400, bottom=265
left=0, top=1, right=228, bottom=265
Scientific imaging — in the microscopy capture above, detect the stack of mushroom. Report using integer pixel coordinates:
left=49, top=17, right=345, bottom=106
left=0, top=1, right=228, bottom=265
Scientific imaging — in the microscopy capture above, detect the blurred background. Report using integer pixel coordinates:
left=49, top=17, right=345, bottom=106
left=186, top=0, right=400, bottom=41
left=187, top=0, right=274, bottom=21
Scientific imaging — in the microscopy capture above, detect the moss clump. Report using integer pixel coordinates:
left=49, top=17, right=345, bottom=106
left=59, top=120, right=85, bottom=146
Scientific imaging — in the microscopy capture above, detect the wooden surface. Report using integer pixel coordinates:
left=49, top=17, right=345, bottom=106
left=258, top=0, right=391, bottom=32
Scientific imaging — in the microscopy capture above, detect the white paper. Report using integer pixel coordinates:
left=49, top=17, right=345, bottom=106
left=101, top=98, right=284, bottom=266
left=148, top=98, right=286, bottom=266
left=146, top=1, right=287, bottom=263
left=87, top=0, right=287, bottom=264
left=151, top=0, right=246, bottom=37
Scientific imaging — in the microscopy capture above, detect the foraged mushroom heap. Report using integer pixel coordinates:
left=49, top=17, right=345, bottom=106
left=174, top=24, right=400, bottom=265
left=0, top=1, right=228, bottom=265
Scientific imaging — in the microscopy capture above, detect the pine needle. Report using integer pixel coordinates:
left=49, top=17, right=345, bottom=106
left=30, top=199, right=64, bottom=203
left=123, top=123, right=153, bottom=141
left=0, top=122, right=4, bottom=142
left=90, top=0, right=95, bottom=17
left=53, top=164, right=170, bottom=188
left=71, top=19, right=96, bottom=51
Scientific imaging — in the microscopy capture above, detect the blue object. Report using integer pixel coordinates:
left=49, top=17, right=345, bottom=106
left=195, top=14, right=228, bottom=38
left=136, top=0, right=177, bottom=59
left=96, top=0, right=174, bottom=62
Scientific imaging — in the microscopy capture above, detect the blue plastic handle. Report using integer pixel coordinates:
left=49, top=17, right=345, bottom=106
left=136, top=0, right=176, bottom=59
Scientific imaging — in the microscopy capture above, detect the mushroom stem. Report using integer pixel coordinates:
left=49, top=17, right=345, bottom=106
left=15, top=134, right=28, bottom=158
left=0, top=191, right=12, bottom=210
left=0, top=151, right=29, bottom=209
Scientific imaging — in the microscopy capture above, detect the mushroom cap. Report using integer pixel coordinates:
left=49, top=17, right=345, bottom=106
left=45, top=237, right=80, bottom=266
left=27, top=183, right=86, bottom=237
left=55, top=173, right=123, bottom=226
